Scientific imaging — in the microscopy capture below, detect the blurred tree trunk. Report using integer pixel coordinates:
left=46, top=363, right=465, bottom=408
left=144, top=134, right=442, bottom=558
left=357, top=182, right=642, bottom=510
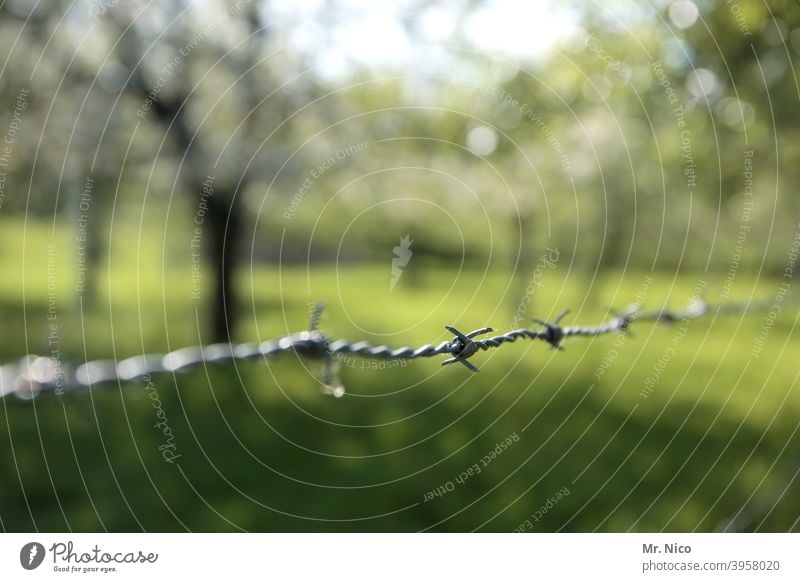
left=508, top=202, right=536, bottom=322
left=148, top=95, right=243, bottom=343
left=205, top=192, right=241, bottom=343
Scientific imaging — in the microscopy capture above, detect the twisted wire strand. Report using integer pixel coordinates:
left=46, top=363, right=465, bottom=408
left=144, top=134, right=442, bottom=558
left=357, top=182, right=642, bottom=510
left=0, top=296, right=773, bottom=400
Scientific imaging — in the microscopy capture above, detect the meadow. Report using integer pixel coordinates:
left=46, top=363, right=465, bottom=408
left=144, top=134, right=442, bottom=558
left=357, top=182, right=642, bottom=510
left=1, top=219, right=798, bottom=532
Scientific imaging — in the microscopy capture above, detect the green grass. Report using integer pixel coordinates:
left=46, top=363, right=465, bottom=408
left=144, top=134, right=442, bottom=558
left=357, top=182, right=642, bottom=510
left=1, top=220, right=798, bottom=531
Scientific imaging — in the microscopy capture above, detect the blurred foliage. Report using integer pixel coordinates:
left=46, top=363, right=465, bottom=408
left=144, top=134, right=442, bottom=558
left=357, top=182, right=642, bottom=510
left=1, top=0, right=799, bottom=531
left=0, top=0, right=798, bottom=272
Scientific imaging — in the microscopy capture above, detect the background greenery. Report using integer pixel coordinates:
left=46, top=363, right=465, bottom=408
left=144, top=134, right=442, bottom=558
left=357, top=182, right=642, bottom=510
left=2, top=219, right=798, bottom=531
left=1, top=0, right=799, bottom=531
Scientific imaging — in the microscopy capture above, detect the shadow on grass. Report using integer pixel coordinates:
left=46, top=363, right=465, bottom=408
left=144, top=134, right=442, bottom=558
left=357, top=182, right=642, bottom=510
left=2, top=360, right=798, bottom=532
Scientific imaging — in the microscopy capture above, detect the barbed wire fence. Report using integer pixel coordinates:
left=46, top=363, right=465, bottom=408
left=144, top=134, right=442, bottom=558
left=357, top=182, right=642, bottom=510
left=0, top=295, right=775, bottom=401
left=3, top=291, right=798, bottom=531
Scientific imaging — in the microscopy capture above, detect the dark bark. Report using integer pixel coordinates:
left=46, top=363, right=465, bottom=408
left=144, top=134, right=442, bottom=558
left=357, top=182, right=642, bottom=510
left=13, top=7, right=254, bottom=342
left=151, top=96, right=244, bottom=342
left=204, top=191, right=241, bottom=343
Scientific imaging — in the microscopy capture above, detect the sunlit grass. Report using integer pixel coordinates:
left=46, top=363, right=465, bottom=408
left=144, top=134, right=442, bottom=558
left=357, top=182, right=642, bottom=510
left=1, top=219, right=798, bottom=531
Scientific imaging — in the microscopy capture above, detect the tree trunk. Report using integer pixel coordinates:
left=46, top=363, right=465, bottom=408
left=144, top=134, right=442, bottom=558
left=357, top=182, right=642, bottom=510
left=205, top=192, right=241, bottom=343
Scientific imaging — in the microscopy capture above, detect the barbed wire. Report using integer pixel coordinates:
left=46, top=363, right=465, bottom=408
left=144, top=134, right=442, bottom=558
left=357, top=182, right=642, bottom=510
left=0, top=296, right=774, bottom=400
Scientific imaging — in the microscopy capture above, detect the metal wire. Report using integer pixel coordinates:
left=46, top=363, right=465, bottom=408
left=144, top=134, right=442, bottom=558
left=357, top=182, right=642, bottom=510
left=0, top=296, right=771, bottom=400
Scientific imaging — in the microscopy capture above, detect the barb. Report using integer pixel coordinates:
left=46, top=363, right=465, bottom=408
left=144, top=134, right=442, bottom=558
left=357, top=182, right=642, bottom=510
left=0, top=295, right=776, bottom=400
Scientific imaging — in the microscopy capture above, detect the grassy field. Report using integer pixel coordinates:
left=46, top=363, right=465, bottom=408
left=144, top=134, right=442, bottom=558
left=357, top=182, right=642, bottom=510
left=1, top=220, right=798, bottom=531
